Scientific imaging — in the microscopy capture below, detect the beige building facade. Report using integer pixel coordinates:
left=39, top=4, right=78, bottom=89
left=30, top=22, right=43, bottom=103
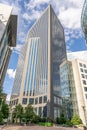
left=60, top=59, right=87, bottom=125
left=72, top=59, right=87, bottom=125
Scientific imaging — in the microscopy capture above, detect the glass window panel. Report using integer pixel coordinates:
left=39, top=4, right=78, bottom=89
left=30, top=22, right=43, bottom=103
left=22, top=98, right=27, bottom=104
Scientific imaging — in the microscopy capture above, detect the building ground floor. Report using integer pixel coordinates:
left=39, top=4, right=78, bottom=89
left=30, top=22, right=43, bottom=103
left=10, top=94, right=62, bottom=120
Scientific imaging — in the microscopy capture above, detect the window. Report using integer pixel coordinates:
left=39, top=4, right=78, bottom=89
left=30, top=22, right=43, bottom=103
left=85, top=94, right=87, bottom=99
left=82, top=74, right=85, bottom=78
left=54, top=96, right=56, bottom=104
left=23, top=91, right=25, bottom=96
left=83, top=64, right=86, bottom=68
left=85, top=69, right=87, bottom=73
left=84, top=87, right=87, bottom=92
left=39, top=107, right=42, bottom=116
left=35, top=98, right=38, bottom=104
left=86, top=75, right=87, bottom=79
left=80, top=68, right=83, bottom=72
left=39, top=97, right=42, bottom=104
left=22, top=98, right=27, bottom=104
left=79, top=63, right=82, bottom=67
left=83, top=80, right=86, bottom=85
left=16, top=99, right=18, bottom=105
left=43, top=106, right=47, bottom=117
left=29, top=98, right=34, bottom=105
left=44, top=96, right=47, bottom=103
left=34, top=108, right=37, bottom=114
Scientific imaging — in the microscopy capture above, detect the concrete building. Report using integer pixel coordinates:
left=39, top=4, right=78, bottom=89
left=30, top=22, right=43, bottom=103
left=0, top=3, right=17, bottom=88
left=10, top=5, right=67, bottom=119
left=81, top=0, right=87, bottom=45
left=60, top=59, right=87, bottom=125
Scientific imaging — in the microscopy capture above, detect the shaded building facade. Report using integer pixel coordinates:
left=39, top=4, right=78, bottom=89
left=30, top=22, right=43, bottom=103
left=10, top=5, right=66, bottom=119
left=0, top=4, right=17, bottom=88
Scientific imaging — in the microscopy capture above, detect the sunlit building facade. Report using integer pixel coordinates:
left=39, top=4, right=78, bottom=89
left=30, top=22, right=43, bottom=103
left=10, top=5, right=66, bottom=119
left=81, top=0, right=87, bottom=45
left=60, top=59, right=87, bottom=125
left=0, top=4, right=17, bottom=88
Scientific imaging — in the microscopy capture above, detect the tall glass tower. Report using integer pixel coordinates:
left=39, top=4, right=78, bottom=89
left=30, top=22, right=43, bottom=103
left=81, top=0, right=87, bottom=45
left=10, top=5, right=66, bottom=119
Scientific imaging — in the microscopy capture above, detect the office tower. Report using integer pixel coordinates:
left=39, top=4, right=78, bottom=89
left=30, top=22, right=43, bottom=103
left=60, top=59, right=87, bottom=125
left=10, top=5, right=66, bottom=119
left=81, top=0, right=87, bottom=44
left=0, top=4, right=17, bottom=88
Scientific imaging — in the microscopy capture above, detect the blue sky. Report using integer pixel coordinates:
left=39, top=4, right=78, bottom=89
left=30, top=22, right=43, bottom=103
left=0, top=0, right=87, bottom=100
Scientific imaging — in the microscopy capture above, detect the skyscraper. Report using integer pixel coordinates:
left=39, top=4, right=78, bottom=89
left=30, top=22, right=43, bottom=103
left=81, top=0, right=87, bottom=45
left=0, top=4, right=17, bottom=88
left=10, top=5, right=66, bottom=119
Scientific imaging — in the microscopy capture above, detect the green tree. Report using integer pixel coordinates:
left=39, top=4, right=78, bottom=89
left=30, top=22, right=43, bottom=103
left=71, top=114, right=82, bottom=125
left=60, top=113, right=66, bottom=124
left=13, top=104, right=24, bottom=123
left=0, top=88, right=9, bottom=123
left=56, top=113, right=66, bottom=124
left=0, top=88, right=3, bottom=108
left=1, top=101, right=9, bottom=119
left=0, top=111, right=3, bottom=123
left=25, top=104, right=35, bottom=124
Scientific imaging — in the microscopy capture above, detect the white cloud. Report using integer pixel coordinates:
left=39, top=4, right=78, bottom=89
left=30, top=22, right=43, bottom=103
left=51, top=0, right=84, bottom=29
left=67, top=51, right=87, bottom=61
left=58, top=7, right=82, bottom=29
left=23, top=0, right=84, bottom=47
left=6, top=94, right=11, bottom=101
left=12, top=4, right=21, bottom=15
left=65, top=35, right=70, bottom=42
left=24, top=0, right=50, bottom=10
left=7, top=69, right=16, bottom=79
left=23, top=9, right=42, bottom=22
left=0, top=0, right=84, bottom=46
left=0, top=0, right=85, bottom=51
left=13, top=44, right=22, bottom=54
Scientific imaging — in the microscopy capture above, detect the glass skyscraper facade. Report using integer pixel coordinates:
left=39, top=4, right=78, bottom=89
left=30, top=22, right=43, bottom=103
left=81, top=0, right=87, bottom=44
left=10, top=5, right=66, bottom=119
left=0, top=4, right=17, bottom=88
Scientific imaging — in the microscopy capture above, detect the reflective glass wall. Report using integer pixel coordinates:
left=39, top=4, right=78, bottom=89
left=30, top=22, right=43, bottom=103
left=51, top=9, right=66, bottom=96
left=51, top=7, right=67, bottom=118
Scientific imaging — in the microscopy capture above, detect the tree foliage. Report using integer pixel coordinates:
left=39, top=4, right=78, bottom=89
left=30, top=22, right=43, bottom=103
left=0, top=88, right=9, bottom=123
left=71, top=114, right=82, bottom=125
left=0, top=111, right=3, bottom=123
left=13, top=104, right=24, bottom=123
left=25, top=104, right=35, bottom=123
left=0, top=88, right=3, bottom=106
left=1, top=101, right=9, bottom=119
left=56, top=113, right=66, bottom=124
